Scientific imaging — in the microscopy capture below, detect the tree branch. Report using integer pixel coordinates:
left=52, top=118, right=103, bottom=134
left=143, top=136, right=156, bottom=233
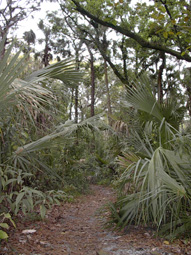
left=64, top=12, right=129, bottom=85
left=159, top=0, right=183, bottom=52
left=71, top=0, right=191, bottom=62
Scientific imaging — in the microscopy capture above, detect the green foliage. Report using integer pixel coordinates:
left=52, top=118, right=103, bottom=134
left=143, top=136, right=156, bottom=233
left=2, top=0, right=191, bottom=242
left=111, top=132, right=191, bottom=239
left=0, top=38, right=88, bottom=234
left=0, top=165, right=69, bottom=219
left=0, top=37, right=118, bottom=237
left=0, top=213, right=15, bottom=240
left=107, top=76, right=190, bottom=239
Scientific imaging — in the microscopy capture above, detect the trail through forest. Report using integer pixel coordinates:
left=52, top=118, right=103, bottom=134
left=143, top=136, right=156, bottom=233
left=1, top=185, right=190, bottom=255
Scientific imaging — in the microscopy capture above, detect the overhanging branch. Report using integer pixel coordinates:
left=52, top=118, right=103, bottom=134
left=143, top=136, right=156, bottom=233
left=71, top=0, right=191, bottom=62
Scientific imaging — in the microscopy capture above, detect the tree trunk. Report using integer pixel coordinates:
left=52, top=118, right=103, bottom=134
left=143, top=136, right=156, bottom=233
left=43, top=43, right=50, bottom=67
left=0, top=35, right=8, bottom=61
left=104, top=60, right=112, bottom=123
left=74, top=49, right=80, bottom=123
left=85, top=42, right=95, bottom=117
left=157, top=52, right=166, bottom=104
left=69, top=88, right=74, bottom=120
left=75, top=88, right=78, bottom=123
left=90, top=53, right=95, bottom=117
left=120, top=36, right=128, bottom=82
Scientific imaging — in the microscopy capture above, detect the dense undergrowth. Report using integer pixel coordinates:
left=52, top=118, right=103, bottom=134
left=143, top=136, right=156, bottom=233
left=1, top=39, right=191, bottom=243
left=0, top=40, right=117, bottom=241
left=106, top=77, right=191, bottom=240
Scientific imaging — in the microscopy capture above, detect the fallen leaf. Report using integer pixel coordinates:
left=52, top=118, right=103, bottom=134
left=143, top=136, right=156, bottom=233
left=22, top=229, right=36, bottom=234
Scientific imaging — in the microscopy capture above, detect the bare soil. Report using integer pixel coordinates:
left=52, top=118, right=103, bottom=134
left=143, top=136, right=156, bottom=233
left=1, top=185, right=191, bottom=255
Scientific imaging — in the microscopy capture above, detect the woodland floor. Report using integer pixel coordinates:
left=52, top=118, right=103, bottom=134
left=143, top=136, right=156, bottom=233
left=1, top=185, right=191, bottom=255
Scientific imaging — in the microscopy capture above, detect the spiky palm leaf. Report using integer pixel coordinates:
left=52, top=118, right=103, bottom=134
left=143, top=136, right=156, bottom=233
left=14, top=116, right=101, bottom=156
left=110, top=75, right=190, bottom=238
left=116, top=142, right=191, bottom=235
left=0, top=38, right=84, bottom=178
left=0, top=39, right=88, bottom=219
left=0, top=41, right=83, bottom=122
left=125, top=74, right=185, bottom=129
left=25, top=58, right=84, bottom=86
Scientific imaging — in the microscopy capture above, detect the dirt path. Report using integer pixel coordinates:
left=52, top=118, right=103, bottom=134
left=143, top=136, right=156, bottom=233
left=1, top=185, right=190, bottom=255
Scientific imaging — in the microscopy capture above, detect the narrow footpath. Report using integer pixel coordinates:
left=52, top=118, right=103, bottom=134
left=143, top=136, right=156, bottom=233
left=1, top=185, right=190, bottom=255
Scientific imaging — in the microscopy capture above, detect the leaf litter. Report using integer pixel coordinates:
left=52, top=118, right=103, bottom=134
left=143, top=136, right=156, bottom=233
left=1, top=185, right=191, bottom=255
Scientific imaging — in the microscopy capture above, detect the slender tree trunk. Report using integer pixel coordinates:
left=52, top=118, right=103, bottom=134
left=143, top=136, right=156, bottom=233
left=80, top=104, right=84, bottom=121
left=74, top=50, right=80, bottom=123
left=157, top=52, right=166, bottom=104
left=44, top=43, right=49, bottom=67
left=0, top=44, right=5, bottom=60
left=69, top=88, right=74, bottom=120
left=90, top=53, right=95, bottom=117
left=186, top=85, right=191, bottom=116
left=75, top=88, right=78, bottom=123
left=0, top=34, right=7, bottom=60
left=104, top=60, right=112, bottom=123
left=120, top=36, right=128, bottom=82
left=135, top=49, right=139, bottom=78
left=85, top=42, right=95, bottom=117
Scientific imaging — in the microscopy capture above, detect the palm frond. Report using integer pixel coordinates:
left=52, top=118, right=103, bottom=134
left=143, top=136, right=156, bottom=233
left=14, top=115, right=102, bottom=156
left=125, top=75, right=185, bottom=130
left=25, top=58, right=84, bottom=86
left=115, top=144, right=191, bottom=229
left=0, top=46, right=28, bottom=110
left=126, top=76, right=163, bottom=121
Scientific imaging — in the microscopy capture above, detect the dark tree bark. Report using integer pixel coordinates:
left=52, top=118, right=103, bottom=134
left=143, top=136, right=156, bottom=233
left=94, top=36, right=129, bottom=86
left=157, top=52, right=166, bottom=104
left=90, top=53, right=95, bottom=117
left=64, top=13, right=129, bottom=86
left=104, top=59, right=112, bottom=123
left=186, top=86, right=191, bottom=116
left=85, top=42, right=96, bottom=117
left=75, top=87, right=78, bottom=123
left=120, top=36, right=128, bottom=82
left=74, top=42, right=82, bottom=123
left=43, top=44, right=50, bottom=67
left=101, top=32, right=112, bottom=121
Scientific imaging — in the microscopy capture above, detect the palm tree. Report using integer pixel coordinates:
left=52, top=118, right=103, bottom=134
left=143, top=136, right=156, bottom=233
left=0, top=38, right=87, bottom=220
left=108, top=74, right=191, bottom=239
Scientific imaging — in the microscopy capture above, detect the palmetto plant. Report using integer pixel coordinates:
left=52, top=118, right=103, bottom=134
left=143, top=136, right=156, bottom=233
left=109, top=75, right=191, bottom=239
left=0, top=38, right=89, bottom=224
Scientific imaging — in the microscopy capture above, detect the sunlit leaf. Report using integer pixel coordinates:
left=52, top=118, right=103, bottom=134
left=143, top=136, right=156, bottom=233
left=0, top=230, right=8, bottom=239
